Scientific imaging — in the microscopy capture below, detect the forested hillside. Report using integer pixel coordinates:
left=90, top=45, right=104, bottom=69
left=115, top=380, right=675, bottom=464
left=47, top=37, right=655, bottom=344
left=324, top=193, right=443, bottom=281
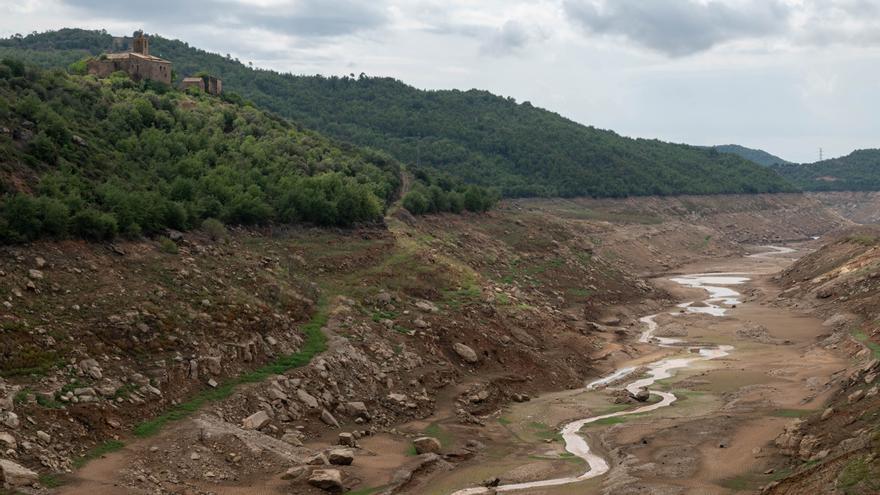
left=771, top=149, right=880, bottom=191
left=0, top=29, right=797, bottom=198
left=713, top=144, right=791, bottom=166
left=0, top=59, right=496, bottom=244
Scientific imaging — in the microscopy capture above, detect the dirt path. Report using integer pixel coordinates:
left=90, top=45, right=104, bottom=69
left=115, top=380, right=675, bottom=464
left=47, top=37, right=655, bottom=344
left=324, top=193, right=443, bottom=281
left=420, top=244, right=848, bottom=495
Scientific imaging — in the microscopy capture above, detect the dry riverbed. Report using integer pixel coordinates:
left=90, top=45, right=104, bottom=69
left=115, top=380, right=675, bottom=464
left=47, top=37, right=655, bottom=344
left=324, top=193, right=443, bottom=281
left=406, top=244, right=847, bottom=495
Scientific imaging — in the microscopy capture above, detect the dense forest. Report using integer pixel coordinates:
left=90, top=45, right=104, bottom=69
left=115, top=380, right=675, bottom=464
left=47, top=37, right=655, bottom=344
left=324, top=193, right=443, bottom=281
left=712, top=144, right=791, bottom=166
left=0, top=59, right=497, bottom=244
left=771, top=150, right=880, bottom=191
left=0, top=29, right=797, bottom=198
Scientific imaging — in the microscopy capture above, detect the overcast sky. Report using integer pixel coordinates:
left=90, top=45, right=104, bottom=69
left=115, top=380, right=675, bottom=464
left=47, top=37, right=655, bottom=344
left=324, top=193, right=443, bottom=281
left=3, top=0, right=878, bottom=162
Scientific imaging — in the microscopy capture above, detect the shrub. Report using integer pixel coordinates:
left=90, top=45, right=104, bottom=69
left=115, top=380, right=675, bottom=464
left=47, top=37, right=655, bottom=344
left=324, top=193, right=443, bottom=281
left=402, top=191, right=429, bottom=215
left=70, top=208, right=117, bottom=240
left=201, top=218, right=226, bottom=241
left=158, top=236, right=178, bottom=254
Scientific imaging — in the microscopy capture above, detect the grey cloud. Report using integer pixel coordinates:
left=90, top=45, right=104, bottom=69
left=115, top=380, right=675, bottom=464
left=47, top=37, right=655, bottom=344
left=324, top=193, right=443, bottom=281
left=564, top=0, right=792, bottom=56
left=480, top=20, right=533, bottom=56
left=62, top=0, right=388, bottom=37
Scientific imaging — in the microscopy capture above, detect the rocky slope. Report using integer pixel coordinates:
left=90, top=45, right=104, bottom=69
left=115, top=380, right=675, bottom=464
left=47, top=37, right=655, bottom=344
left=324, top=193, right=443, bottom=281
left=809, top=192, right=880, bottom=225
left=0, top=194, right=854, bottom=493
left=762, top=227, right=880, bottom=494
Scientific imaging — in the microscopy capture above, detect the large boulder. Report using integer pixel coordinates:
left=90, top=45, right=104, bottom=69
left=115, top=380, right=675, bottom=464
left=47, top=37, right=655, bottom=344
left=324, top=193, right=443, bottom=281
left=453, top=343, right=479, bottom=364
left=630, top=387, right=650, bottom=402
left=413, top=436, right=442, bottom=454
left=321, top=409, right=340, bottom=428
left=0, top=459, right=38, bottom=487
left=242, top=410, right=270, bottom=430
left=327, top=448, right=354, bottom=466
left=0, top=432, right=16, bottom=450
left=297, top=389, right=320, bottom=409
left=308, top=469, right=344, bottom=492
left=338, top=432, right=357, bottom=447
left=281, top=465, right=309, bottom=480
left=346, top=401, right=370, bottom=420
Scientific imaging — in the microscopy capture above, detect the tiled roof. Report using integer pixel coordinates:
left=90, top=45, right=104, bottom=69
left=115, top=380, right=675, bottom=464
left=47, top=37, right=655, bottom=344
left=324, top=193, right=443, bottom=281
left=100, top=52, right=170, bottom=63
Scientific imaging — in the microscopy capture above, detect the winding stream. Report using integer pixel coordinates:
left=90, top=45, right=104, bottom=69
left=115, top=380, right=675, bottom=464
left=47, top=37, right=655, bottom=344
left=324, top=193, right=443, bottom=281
left=449, top=261, right=776, bottom=494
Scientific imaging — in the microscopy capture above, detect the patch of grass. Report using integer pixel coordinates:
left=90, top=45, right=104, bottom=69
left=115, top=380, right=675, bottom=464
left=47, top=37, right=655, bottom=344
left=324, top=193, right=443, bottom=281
left=846, top=235, right=879, bottom=247
left=587, top=416, right=628, bottom=427
left=424, top=422, right=453, bottom=447
left=393, top=325, right=414, bottom=335
left=133, top=300, right=329, bottom=438
left=404, top=444, right=418, bottom=456
left=73, top=440, right=125, bottom=469
left=443, top=285, right=481, bottom=309
left=527, top=453, right=583, bottom=464
left=496, top=293, right=510, bottom=305
left=13, top=389, right=30, bottom=405
left=527, top=421, right=562, bottom=442
left=112, top=382, right=137, bottom=400
left=497, top=417, right=511, bottom=425
left=0, top=348, right=64, bottom=377
left=600, top=403, right=632, bottom=414
left=371, top=309, right=398, bottom=322
left=837, top=453, right=880, bottom=494
left=853, top=330, right=880, bottom=359
left=576, top=251, right=593, bottom=265
left=38, top=474, right=65, bottom=488
left=567, top=288, right=592, bottom=298
left=36, top=394, right=65, bottom=409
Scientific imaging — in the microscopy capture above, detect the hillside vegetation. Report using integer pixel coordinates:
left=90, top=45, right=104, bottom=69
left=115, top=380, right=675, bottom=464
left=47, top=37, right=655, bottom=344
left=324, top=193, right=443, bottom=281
left=713, top=144, right=791, bottom=166
left=0, top=59, right=502, bottom=244
left=0, top=29, right=797, bottom=198
left=771, top=149, right=880, bottom=192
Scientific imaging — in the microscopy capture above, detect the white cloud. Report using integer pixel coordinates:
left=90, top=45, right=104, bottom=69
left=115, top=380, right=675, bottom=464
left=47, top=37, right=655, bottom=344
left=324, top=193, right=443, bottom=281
left=0, top=0, right=877, bottom=162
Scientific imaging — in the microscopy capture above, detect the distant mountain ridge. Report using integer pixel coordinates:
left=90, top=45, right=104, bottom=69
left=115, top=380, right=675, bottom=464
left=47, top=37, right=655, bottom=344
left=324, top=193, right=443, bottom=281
left=712, top=144, right=791, bottom=166
left=0, top=28, right=797, bottom=198
left=771, top=149, right=880, bottom=192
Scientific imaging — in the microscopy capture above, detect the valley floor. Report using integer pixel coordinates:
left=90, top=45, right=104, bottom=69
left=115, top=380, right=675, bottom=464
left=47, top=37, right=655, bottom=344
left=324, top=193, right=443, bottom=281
left=1, top=192, right=873, bottom=495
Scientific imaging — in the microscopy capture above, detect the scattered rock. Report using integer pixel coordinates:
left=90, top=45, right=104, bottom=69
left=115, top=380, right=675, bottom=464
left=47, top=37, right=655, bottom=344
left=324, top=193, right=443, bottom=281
left=346, top=401, right=370, bottom=421
left=0, top=459, right=38, bottom=487
left=281, top=465, right=308, bottom=481
left=415, top=301, right=439, bottom=313
left=821, top=407, right=834, bottom=421
left=304, top=453, right=327, bottom=465
left=36, top=431, right=50, bottom=444
left=321, top=409, right=340, bottom=428
left=307, top=469, right=344, bottom=492
left=242, top=410, right=270, bottom=430
left=327, top=448, right=354, bottom=466
left=413, top=436, right=442, bottom=454
left=0, top=432, right=17, bottom=450
left=631, top=387, right=650, bottom=402
left=282, top=433, right=304, bottom=446
left=338, top=432, right=357, bottom=447
left=848, top=389, right=864, bottom=404
left=297, top=389, right=320, bottom=409
left=453, top=343, right=479, bottom=364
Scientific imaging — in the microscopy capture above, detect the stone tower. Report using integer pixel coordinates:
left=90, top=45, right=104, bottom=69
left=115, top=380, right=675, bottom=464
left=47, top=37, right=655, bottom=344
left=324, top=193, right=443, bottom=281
left=132, top=31, right=149, bottom=56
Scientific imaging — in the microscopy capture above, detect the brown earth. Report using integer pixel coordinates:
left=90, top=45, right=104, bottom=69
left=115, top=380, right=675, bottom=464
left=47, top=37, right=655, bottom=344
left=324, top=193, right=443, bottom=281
left=0, top=193, right=867, bottom=495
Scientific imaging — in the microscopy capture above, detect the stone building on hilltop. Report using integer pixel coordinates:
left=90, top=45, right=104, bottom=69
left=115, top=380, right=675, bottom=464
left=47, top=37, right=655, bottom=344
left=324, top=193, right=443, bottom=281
left=86, top=31, right=171, bottom=85
left=182, top=75, right=223, bottom=95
